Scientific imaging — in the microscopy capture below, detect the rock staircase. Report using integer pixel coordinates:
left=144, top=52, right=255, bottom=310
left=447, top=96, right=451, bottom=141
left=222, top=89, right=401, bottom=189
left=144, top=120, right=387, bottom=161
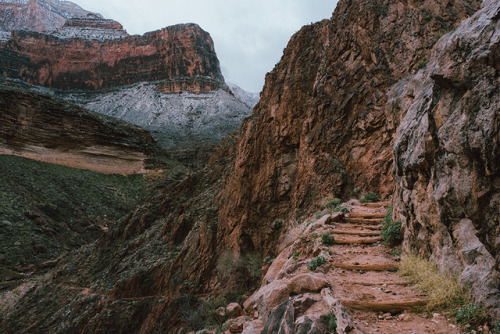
left=233, top=200, right=462, bottom=334
left=324, top=201, right=459, bottom=333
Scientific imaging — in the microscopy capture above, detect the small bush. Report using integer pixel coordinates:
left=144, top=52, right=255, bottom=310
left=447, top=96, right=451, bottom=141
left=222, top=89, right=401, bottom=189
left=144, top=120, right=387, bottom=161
left=293, top=251, right=301, bottom=259
left=381, top=220, right=403, bottom=246
left=455, top=304, right=488, bottom=328
left=307, top=256, right=326, bottom=271
left=321, top=312, right=337, bottom=332
left=315, top=211, right=326, bottom=219
left=321, top=233, right=335, bottom=246
left=360, top=192, right=379, bottom=203
left=380, top=205, right=403, bottom=246
left=398, top=253, right=467, bottom=312
left=418, top=57, right=429, bottom=69
left=333, top=206, right=349, bottom=214
left=494, top=320, right=500, bottom=334
left=325, top=198, right=342, bottom=209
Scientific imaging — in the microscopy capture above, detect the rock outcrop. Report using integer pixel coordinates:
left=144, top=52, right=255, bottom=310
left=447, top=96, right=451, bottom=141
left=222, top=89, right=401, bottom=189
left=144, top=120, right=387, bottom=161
left=53, top=14, right=128, bottom=41
left=0, top=0, right=95, bottom=42
left=390, top=0, right=500, bottom=319
left=0, top=84, right=166, bottom=174
left=0, top=23, right=226, bottom=92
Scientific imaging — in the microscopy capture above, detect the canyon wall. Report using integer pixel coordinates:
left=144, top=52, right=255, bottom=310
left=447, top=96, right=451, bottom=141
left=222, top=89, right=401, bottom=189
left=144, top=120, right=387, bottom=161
left=390, top=0, right=499, bottom=318
left=216, top=0, right=479, bottom=256
left=0, top=22, right=226, bottom=92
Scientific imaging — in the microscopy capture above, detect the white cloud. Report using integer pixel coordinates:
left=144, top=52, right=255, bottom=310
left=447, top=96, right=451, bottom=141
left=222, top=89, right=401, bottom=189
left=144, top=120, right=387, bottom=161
left=73, top=0, right=338, bottom=92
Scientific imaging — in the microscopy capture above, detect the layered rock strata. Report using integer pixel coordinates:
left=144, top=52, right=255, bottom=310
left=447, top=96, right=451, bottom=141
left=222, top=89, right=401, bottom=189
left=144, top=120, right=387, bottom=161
left=53, top=14, right=128, bottom=41
left=390, top=0, right=500, bottom=318
left=0, top=23, right=226, bottom=92
left=0, top=0, right=95, bottom=42
left=0, top=84, right=165, bottom=174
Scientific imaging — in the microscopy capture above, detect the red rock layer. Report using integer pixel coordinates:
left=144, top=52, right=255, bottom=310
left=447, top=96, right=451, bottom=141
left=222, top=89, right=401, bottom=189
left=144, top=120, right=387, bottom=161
left=0, top=23, right=226, bottom=92
left=217, top=0, right=480, bottom=256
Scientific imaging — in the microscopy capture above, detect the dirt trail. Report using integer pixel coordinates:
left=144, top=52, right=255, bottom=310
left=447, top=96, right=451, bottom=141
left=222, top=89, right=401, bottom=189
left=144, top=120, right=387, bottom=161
left=327, top=202, right=460, bottom=334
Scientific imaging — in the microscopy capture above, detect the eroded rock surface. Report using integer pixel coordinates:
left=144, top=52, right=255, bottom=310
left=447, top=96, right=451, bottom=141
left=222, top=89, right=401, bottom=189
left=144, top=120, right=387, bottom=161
left=0, top=84, right=165, bottom=174
left=390, top=0, right=500, bottom=319
left=0, top=0, right=95, bottom=42
left=0, top=23, right=225, bottom=92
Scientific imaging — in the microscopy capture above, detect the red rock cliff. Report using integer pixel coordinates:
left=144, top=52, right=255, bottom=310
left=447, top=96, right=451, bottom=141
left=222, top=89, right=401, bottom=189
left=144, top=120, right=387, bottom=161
left=0, top=23, right=226, bottom=92
left=217, top=0, right=479, bottom=256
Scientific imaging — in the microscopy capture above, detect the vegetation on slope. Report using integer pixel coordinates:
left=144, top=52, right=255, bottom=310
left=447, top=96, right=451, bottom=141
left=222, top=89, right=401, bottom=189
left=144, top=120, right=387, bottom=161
left=0, top=155, right=149, bottom=276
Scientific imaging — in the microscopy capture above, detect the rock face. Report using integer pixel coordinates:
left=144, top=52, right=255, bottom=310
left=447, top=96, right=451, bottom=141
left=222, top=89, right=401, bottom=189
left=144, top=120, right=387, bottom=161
left=0, top=23, right=226, bottom=92
left=53, top=14, right=128, bottom=41
left=0, top=84, right=165, bottom=174
left=62, top=81, right=252, bottom=148
left=217, top=0, right=479, bottom=256
left=390, top=0, right=500, bottom=318
left=0, top=0, right=95, bottom=42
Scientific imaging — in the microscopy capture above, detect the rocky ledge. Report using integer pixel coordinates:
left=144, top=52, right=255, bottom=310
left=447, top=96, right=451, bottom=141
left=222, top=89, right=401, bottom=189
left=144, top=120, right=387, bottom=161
left=0, top=84, right=166, bottom=175
left=53, top=13, right=128, bottom=41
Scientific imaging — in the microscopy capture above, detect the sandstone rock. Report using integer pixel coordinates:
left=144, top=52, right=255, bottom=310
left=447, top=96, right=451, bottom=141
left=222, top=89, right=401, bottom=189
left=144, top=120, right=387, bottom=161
left=288, top=273, right=329, bottom=295
left=292, top=293, right=322, bottom=318
left=391, top=0, right=499, bottom=320
left=229, top=321, right=244, bottom=333
left=295, top=316, right=320, bottom=334
left=241, top=319, right=264, bottom=334
left=0, top=23, right=226, bottom=93
left=226, top=302, right=243, bottom=317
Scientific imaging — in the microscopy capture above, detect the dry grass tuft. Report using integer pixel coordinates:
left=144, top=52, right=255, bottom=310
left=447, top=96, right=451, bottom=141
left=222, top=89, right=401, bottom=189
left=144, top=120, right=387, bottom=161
left=399, top=253, right=468, bottom=313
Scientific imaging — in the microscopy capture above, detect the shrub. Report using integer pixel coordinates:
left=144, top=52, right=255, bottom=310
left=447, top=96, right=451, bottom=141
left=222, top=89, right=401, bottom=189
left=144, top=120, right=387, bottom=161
left=321, top=233, right=335, bottom=246
left=398, top=253, right=467, bottom=312
left=381, top=220, right=403, bottom=246
left=293, top=251, right=301, bottom=259
left=360, top=192, right=379, bottom=203
left=455, top=304, right=488, bottom=328
left=380, top=205, right=403, bottom=246
left=325, top=198, right=342, bottom=209
left=321, top=312, right=337, bottom=332
left=334, top=206, right=349, bottom=214
left=315, top=211, right=326, bottom=219
left=307, top=256, right=326, bottom=271
left=418, top=57, right=429, bottom=69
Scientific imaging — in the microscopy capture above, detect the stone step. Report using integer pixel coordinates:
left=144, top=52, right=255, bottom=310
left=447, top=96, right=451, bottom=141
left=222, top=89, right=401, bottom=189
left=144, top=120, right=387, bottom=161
left=361, top=201, right=391, bottom=208
left=340, top=299, right=428, bottom=313
left=332, top=230, right=381, bottom=237
left=337, top=223, right=382, bottom=230
left=347, top=281, right=409, bottom=286
left=333, top=262, right=398, bottom=271
left=333, top=236, right=382, bottom=244
left=347, top=213, right=386, bottom=219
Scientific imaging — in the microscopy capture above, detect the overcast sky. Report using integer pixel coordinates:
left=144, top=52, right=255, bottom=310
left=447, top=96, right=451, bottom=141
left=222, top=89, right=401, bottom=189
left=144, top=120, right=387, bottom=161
left=73, top=0, right=338, bottom=93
